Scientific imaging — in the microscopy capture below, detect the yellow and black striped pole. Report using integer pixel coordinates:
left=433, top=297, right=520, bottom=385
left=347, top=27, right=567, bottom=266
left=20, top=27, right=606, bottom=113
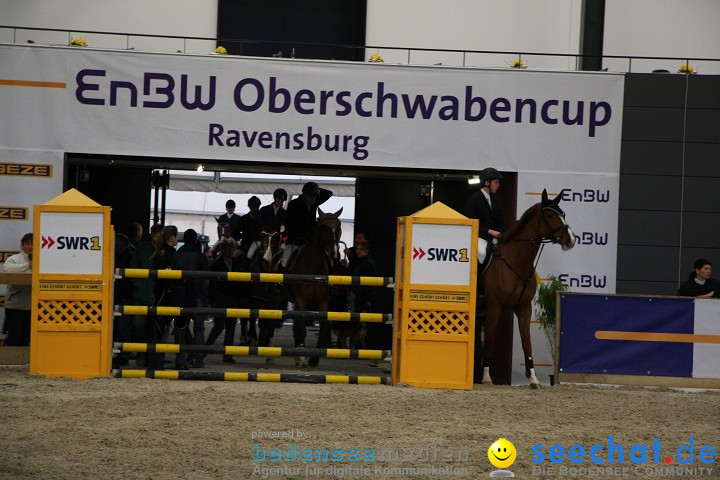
left=115, top=305, right=391, bottom=323
left=113, top=369, right=390, bottom=385
left=114, top=342, right=391, bottom=360
left=117, top=268, right=393, bottom=287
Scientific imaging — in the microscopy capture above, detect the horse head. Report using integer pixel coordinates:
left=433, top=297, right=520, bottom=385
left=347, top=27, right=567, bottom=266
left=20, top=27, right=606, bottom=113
left=260, top=231, right=282, bottom=265
left=316, top=208, right=343, bottom=257
left=215, top=216, right=230, bottom=239
left=540, top=189, right=576, bottom=250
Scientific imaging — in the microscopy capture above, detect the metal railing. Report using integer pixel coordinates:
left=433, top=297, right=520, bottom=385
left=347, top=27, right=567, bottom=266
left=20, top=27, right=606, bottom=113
left=1, top=24, right=719, bottom=74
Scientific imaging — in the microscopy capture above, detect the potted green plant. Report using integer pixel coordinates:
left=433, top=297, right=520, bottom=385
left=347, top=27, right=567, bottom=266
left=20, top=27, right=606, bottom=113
left=534, top=275, right=567, bottom=385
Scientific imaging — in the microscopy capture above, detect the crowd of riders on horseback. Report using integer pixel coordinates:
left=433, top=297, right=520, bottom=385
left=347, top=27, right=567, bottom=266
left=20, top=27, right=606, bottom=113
left=112, top=182, right=379, bottom=370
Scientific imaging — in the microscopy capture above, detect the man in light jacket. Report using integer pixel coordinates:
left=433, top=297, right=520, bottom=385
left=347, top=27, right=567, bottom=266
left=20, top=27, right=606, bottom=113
left=3, top=233, right=33, bottom=346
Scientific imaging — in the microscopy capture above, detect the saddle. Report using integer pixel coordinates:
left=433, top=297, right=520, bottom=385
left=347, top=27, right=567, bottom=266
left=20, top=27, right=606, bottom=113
left=287, top=241, right=334, bottom=274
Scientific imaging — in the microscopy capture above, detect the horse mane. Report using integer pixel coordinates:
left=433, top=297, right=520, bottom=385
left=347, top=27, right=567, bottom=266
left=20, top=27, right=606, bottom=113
left=501, top=203, right=540, bottom=244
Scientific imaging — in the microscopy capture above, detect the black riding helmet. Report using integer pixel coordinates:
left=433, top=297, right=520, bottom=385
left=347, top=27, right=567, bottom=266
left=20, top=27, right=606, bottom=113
left=480, top=167, right=504, bottom=185
left=273, top=188, right=288, bottom=201
left=248, top=196, right=261, bottom=208
left=302, top=181, right=320, bottom=196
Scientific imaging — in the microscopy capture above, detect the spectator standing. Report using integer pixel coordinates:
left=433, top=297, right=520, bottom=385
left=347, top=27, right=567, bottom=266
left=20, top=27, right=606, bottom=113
left=149, top=225, right=182, bottom=370
left=175, top=229, right=209, bottom=368
left=206, top=238, right=244, bottom=362
left=344, top=232, right=367, bottom=275
left=3, top=233, right=33, bottom=346
left=112, top=233, right=134, bottom=367
left=128, top=223, right=162, bottom=367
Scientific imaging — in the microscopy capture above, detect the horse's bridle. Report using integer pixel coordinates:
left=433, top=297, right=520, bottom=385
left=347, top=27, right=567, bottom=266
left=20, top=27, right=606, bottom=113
left=496, top=205, right=570, bottom=307
left=538, top=205, right=570, bottom=245
left=316, top=216, right=341, bottom=245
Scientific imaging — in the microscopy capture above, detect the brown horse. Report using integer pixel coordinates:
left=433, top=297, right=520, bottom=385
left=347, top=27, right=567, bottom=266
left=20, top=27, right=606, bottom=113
left=259, top=231, right=283, bottom=272
left=482, top=189, right=576, bottom=388
left=286, top=208, right=343, bottom=367
left=254, top=231, right=284, bottom=347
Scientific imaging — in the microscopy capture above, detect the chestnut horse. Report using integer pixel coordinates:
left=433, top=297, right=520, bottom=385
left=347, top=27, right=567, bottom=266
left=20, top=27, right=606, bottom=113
left=286, top=208, right=343, bottom=367
left=482, top=190, right=576, bottom=388
left=252, top=231, right=285, bottom=347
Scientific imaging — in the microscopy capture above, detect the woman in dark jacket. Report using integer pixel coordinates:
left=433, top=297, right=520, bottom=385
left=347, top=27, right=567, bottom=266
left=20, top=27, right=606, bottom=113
left=149, top=225, right=180, bottom=369
left=677, top=258, right=720, bottom=298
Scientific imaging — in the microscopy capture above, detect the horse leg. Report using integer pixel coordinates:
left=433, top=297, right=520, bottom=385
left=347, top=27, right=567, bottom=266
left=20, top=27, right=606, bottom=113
left=258, top=318, right=273, bottom=347
left=292, top=297, right=309, bottom=368
left=309, top=307, right=331, bottom=368
left=515, top=301, right=541, bottom=389
left=482, top=302, right=502, bottom=385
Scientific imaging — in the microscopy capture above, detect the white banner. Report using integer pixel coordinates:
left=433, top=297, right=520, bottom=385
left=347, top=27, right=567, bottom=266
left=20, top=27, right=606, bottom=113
left=512, top=171, right=619, bottom=385
left=516, top=172, right=619, bottom=294
left=0, top=149, right=63, bottom=330
left=0, top=45, right=623, bottom=174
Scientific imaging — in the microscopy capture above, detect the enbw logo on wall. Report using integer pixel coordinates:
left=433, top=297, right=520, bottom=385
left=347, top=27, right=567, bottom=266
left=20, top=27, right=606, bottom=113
left=0, top=251, right=19, bottom=264
left=0, top=162, right=53, bottom=177
left=0, top=207, right=28, bottom=221
left=559, top=188, right=610, bottom=203
left=412, top=247, right=469, bottom=262
left=41, top=235, right=101, bottom=251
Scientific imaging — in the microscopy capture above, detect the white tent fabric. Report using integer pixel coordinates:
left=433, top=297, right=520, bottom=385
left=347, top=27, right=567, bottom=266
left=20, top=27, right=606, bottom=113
left=168, top=171, right=357, bottom=197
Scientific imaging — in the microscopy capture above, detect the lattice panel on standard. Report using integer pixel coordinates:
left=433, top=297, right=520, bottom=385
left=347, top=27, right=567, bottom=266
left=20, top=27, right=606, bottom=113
left=407, top=310, right=469, bottom=335
left=37, top=301, right=102, bottom=326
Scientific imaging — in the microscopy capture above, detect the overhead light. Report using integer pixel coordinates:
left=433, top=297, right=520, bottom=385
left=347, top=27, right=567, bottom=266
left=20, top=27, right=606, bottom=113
left=196, top=164, right=204, bottom=173
left=468, top=175, right=480, bottom=184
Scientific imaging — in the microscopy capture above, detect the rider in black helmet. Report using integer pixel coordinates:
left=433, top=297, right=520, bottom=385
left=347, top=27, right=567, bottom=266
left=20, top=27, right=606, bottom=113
left=281, top=181, right=333, bottom=269
left=260, top=188, right=288, bottom=234
left=246, top=188, right=288, bottom=261
left=217, top=198, right=243, bottom=242
left=466, top=167, right=506, bottom=243
left=238, top=196, right=262, bottom=255
left=465, top=167, right=506, bottom=384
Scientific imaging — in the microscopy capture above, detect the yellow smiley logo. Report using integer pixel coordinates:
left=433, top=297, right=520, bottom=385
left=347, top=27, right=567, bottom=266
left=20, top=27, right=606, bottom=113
left=488, top=438, right=517, bottom=469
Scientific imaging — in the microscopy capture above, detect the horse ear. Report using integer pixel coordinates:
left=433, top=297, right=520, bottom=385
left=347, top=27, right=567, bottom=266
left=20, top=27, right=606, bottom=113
left=334, top=207, right=343, bottom=217
left=541, top=189, right=548, bottom=205
left=552, top=190, right=564, bottom=205
left=318, top=208, right=325, bottom=216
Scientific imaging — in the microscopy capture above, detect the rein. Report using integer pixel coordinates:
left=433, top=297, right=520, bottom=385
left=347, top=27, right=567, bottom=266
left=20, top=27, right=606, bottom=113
left=496, top=206, right=568, bottom=307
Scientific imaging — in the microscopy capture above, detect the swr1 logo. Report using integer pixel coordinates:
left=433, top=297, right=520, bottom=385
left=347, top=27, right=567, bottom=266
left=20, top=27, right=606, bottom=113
left=42, top=235, right=101, bottom=251
left=0, top=207, right=28, bottom=220
left=413, top=247, right=469, bottom=262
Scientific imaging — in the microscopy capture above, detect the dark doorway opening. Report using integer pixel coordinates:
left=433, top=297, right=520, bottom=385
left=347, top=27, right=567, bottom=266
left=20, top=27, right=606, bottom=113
left=217, top=0, right=367, bottom=61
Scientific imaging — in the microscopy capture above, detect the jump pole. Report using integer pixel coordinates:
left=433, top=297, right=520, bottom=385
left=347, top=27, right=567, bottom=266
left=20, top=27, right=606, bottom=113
left=113, top=369, right=391, bottom=385
left=114, top=342, right=391, bottom=360
left=115, top=305, right=391, bottom=323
